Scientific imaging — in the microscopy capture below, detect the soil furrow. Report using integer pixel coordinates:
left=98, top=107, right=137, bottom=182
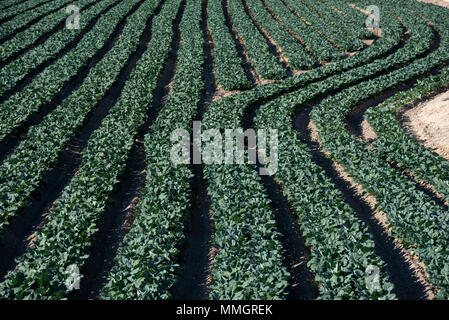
left=241, top=0, right=292, bottom=77
left=0, top=0, right=54, bottom=25
left=219, top=4, right=408, bottom=114
left=0, top=0, right=35, bottom=12
left=65, top=0, right=176, bottom=300
left=0, top=0, right=146, bottom=165
left=261, top=0, right=322, bottom=67
left=221, top=0, right=258, bottom=85
left=293, top=106, right=432, bottom=300
left=0, top=0, right=74, bottom=46
left=279, top=0, right=344, bottom=55
left=345, top=63, right=449, bottom=210
left=0, top=0, right=157, bottom=283
left=259, top=173, right=319, bottom=300
left=74, top=0, right=183, bottom=300
left=241, top=88, right=318, bottom=301
left=286, top=24, right=447, bottom=300
left=0, top=0, right=116, bottom=70
left=236, top=17, right=438, bottom=299
left=171, top=0, right=214, bottom=300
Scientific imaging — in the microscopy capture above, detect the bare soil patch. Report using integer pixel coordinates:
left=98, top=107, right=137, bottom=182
left=418, top=0, right=449, bottom=9
left=400, top=90, right=449, bottom=160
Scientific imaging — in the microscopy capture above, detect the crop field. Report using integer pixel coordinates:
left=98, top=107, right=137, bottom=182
left=0, top=0, right=449, bottom=302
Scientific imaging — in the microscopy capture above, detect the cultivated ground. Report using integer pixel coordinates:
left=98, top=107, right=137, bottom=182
left=0, top=0, right=448, bottom=301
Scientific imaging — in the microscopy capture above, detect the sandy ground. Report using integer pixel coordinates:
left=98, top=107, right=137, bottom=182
left=391, top=2, right=449, bottom=160
left=401, top=90, right=449, bottom=160
left=418, top=0, right=449, bottom=9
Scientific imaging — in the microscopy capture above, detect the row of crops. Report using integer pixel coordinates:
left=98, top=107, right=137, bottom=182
left=0, top=0, right=449, bottom=300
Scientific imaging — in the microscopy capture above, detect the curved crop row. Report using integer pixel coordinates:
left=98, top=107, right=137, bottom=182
left=366, top=66, right=449, bottom=201
left=264, top=0, right=344, bottom=62
left=2, top=0, right=446, bottom=301
left=0, top=0, right=119, bottom=95
left=0, top=0, right=155, bottom=238
left=0, top=0, right=74, bottom=41
left=245, top=0, right=315, bottom=70
left=304, top=0, right=373, bottom=40
left=227, top=0, right=286, bottom=80
left=0, top=0, right=180, bottom=300
left=0, top=0, right=142, bottom=140
left=283, top=0, right=365, bottom=52
left=311, top=0, right=449, bottom=298
left=204, top=5, right=434, bottom=298
left=199, top=6, right=403, bottom=133
left=205, top=71, right=398, bottom=299
left=101, top=0, right=203, bottom=299
left=264, top=129, right=396, bottom=299
left=329, top=0, right=369, bottom=27
left=187, top=10, right=409, bottom=298
left=207, top=0, right=249, bottom=90
left=252, top=2, right=445, bottom=298
left=198, top=7, right=415, bottom=295
left=190, top=7, right=406, bottom=301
